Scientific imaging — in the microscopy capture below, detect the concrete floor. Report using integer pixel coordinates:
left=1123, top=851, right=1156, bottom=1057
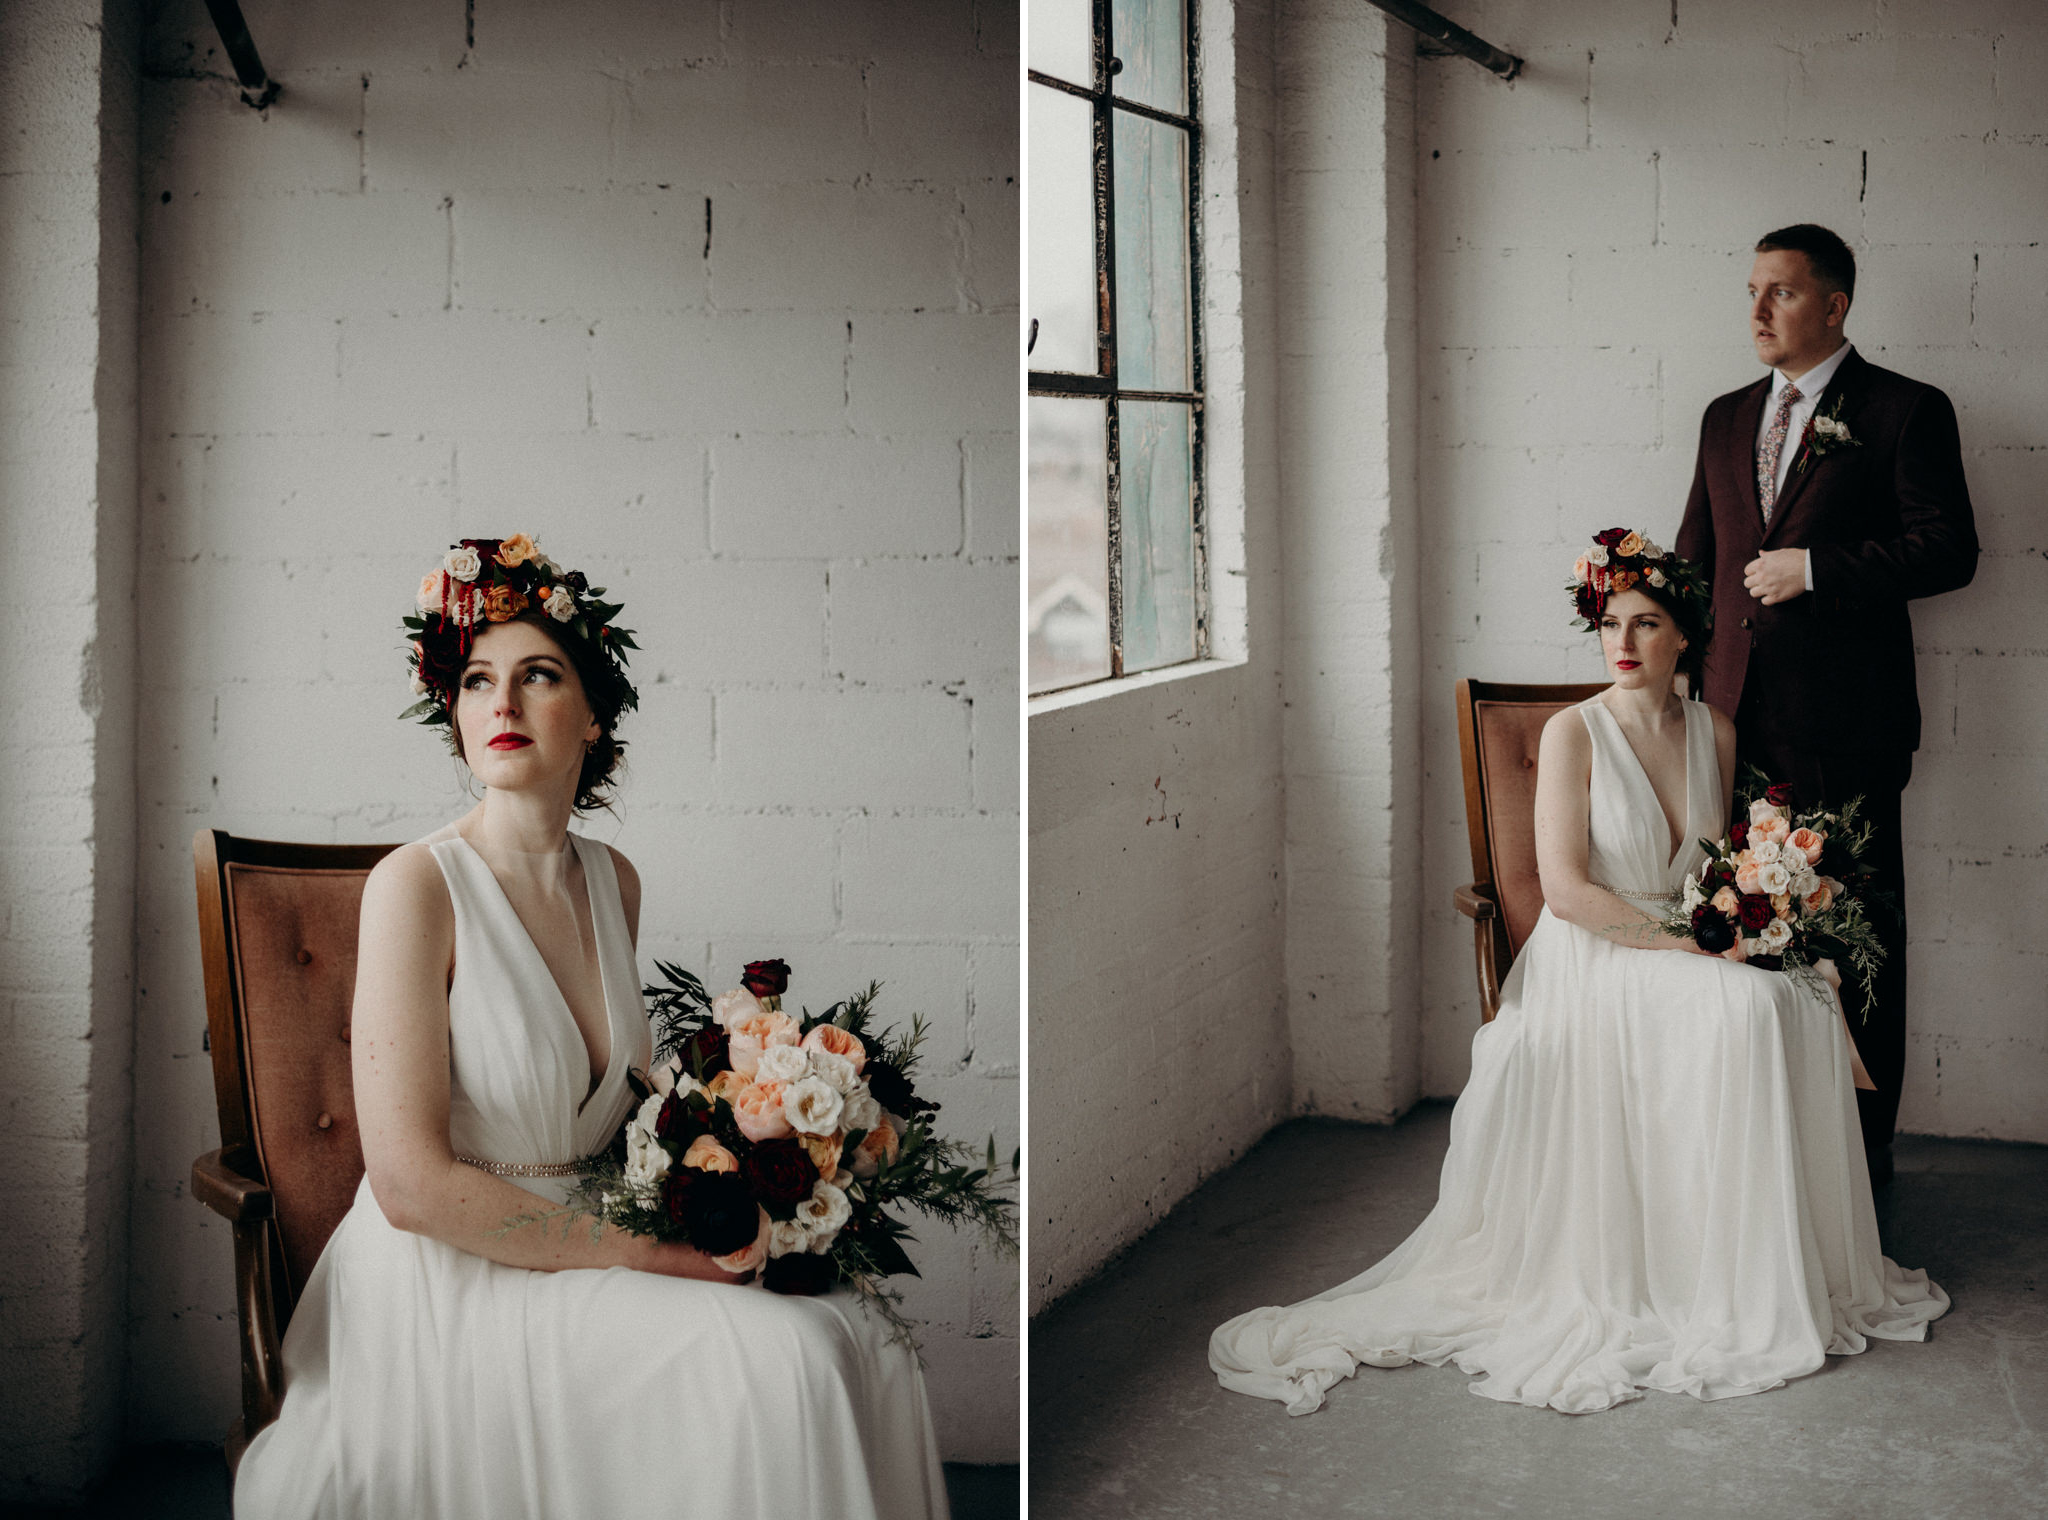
left=1031, top=1103, right=2048, bottom=1520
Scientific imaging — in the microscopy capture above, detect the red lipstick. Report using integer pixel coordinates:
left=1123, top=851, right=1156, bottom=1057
left=1614, top=660, right=1641, bottom=671
left=487, top=733, right=532, bottom=750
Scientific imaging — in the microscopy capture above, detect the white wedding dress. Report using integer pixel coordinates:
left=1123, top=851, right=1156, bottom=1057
left=235, top=830, right=949, bottom=1518
left=1211, top=696, right=1947, bottom=1415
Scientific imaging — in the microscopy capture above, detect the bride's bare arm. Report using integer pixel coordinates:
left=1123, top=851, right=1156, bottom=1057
left=1711, top=705, right=1739, bottom=826
left=1532, top=710, right=1694, bottom=952
left=351, top=844, right=736, bottom=1281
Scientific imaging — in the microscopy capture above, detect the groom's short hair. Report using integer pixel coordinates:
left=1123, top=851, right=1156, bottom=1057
left=1755, top=224, right=1856, bottom=308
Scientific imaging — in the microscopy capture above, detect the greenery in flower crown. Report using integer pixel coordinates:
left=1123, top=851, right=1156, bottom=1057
left=398, top=534, right=640, bottom=728
left=1565, top=526, right=1713, bottom=634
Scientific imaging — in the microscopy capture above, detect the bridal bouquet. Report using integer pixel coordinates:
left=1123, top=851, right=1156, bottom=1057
left=1657, top=771, right=1892, bottom=1016
left=565, top=958, right=1016, bottom=1341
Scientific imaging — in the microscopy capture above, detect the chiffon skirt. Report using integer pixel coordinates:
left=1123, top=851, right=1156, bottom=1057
left=1211, top=908, right=1948, bottom=1415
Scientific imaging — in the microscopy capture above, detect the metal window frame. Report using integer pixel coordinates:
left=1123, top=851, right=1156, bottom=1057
left=1028, top=0, right=1206, bottom=694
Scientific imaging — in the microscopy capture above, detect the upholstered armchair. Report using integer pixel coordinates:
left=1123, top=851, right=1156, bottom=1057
left=190, top=830, right=397, bottom=1469
left=1451, top=680, right=1608, bottom=1022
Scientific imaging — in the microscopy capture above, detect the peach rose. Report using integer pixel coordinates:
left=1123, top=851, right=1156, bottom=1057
left=710, top=988, right=763, bottom=1028
left=1772, top=892, right=1795, bottom=921
left=704, top=1069, right=748, bottom=1103
left=1709, top=886, right=1740, bottom=916
left=496, top=532, right=538, bottom=567
left=417, top=570, right=448, bottom=615
left=801, top=1023, right=867, bottom=1075
left=1617, top=530, right=1646, bottom=558
left=849, top=1121, right=900, bottom=1179
left=1722, top=935, right=1750, bottom=963
left=1734, top=861, right=1763, bottom=895
left=1610, top=568, right=1638, bottom=593
left=801, top=1131, right=842, bottom=1184
left=1786, top=827, right=1825, bottom=866
left=1572, top=553, right=1592, bottom=584
left=730, top=1079, right=793, bottom=1142
left=710, top=1208, right=771, bottom=1275
left=728, top=1010, right=800, bottom=1078
left=1754, top=816, right=1791, bottom=846
left=1802, top=877, right=1838, bottom=914
left=480, top=583, right=528, bottom=623
left=1747, top=797, right=1783, bottom=826
left=681, top=1135, right=738, bottom=1173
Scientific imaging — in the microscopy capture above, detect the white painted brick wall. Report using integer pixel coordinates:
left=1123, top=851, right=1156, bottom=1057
left=1415, top=0, right=2048, bottom=1145
left=0, top=0, right=139, bottom=1503
left=1028, top=0, right=1291, bottom=1312
left=130, top=0, right=1017, bottom=1463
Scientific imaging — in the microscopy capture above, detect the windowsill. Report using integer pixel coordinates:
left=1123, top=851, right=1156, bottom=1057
left=1027, top=656, right=1243, bottom=717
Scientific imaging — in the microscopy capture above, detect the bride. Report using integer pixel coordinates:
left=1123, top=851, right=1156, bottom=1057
left=234, top=536, right=948, bottom=1518
left=1210, top=529, right=1947, bottom=1417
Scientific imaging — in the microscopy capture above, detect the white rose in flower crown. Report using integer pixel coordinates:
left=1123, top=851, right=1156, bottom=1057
left=783, top=1075, right=845, bottom=1137
left=1646, top=566, right=1667, bottom=588
left=1756, top=861, right=1792, bottom=896
left=543, top=586, right=575, bottom=622
left=1758, top=917, right=1794, bottom=952
left=796, top=1178, right=852, bottom=1249
left=755, top=1043, right=811, bottom=1085
left=1749, top=837, right=1782, bottom=867
left=444, top=545, right=482, bottom=582
left=1641, top=540, right=1667, bottom=560
left=807, top=1047, right=860, bottom=1096
left=623, top=1092, right=671, bottom=1194
left=710, top=988, right=764, bottom=1029
left=1748, top=797, right=1784, bottom=825
left=767, top=1218, right=811, bottom=1259
left=1586, top=544, right=1610, bottom=567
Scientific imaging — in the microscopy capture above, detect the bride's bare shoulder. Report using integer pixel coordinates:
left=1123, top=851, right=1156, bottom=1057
left=1539, top=703, right=1594, bottom=755
left=362, top=841, right=454, bottom=927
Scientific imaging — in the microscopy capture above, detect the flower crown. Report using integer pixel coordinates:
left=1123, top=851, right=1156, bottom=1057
left=1566, top=527, right=1712, bottom=634
left=400, top=534, right=640, bottom=729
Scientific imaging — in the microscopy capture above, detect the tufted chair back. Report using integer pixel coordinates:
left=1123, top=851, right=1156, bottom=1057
left=192, top=830, right=397, bottom=1464
left=1451, top=680, right=1608, bottom=1021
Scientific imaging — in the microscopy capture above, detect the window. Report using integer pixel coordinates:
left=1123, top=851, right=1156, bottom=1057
left=1027, top=0, right=1205, bottom=695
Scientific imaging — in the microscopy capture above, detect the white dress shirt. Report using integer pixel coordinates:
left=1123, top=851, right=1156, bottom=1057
left=1756, top=340, right=1853, bottom=592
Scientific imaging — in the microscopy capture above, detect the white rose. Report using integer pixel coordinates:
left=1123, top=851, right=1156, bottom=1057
left=623, top=1092, right=671, bottom=1194
left=756, top=1043, right=810, bottom=1085
left=444, top=545, right=482, bottom=582
left=783, top=1076, right=845, bottom=1137
left=1789, top=866, right=1819, bottom=900
left=1586, top=544, right=1610, bottom=566
left=1642, top=540, right=1667, bottom=560
left=768, top=1218, right=811, bottom=1259
left=1680, top=875, right=1705, bottom=911
left=796, top=1179, right=852, bottom=1249
left=710, top=988, right=763, bottom=1029
left=1758, top=917, right=1794, bottom=952
left=1757, top=861, right=1791, bottom=895
left=544, top=586, right=576, bottom=622
left=840, top=1086, right=881, bottom=1136
left=1646, top=566, right=1667, bottom=588
left=1749, top=837, right=1782, bottom=866
left=807, top=1048, right=859, bottom=1095
left=1748, top=798, right=1783, bottom=825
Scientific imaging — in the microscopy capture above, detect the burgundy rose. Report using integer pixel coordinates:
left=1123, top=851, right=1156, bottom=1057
left=1575, top=585, right=1602, bottom=623
left=1691, top=905, right=1735, bottom=953
left=1737, top=893, right=1773, bottom=931
left=654, top=1090, right=705, bottom=1145
left=1594, top=527, right=1630, bottom=548
left=682, top=1023, right=730, bottom=1079
left=666, top=1169, right=758, bottom=1256
left=742, top=959, right=792, bottom=998
left=564, top=569, right=588, bottom=594
left=762, top=1251, right=836, bottom=1296
left=740, top=1138, right=820, bottom=1210
left=1765, top=782, right=1796, bottom=808
left=1730, top=820, right=1749, bottom=849
left=863, top=1058, right=939, bottom=1120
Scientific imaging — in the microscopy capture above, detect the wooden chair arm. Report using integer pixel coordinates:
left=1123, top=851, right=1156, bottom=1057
left=1452, top=883, right=1498, bottom=921
left=193, top=1147, right=273, bottom=1222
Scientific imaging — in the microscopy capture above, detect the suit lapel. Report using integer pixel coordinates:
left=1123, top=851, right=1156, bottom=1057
left=1762, top=349, right=1867, bottom=547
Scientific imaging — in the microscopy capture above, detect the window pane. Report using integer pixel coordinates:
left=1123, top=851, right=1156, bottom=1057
left=1029, top=396, right=1112, bottom=693
left=1112, top=0, right=1186, bottom=115
left=1112, top=111, right=1190, bottom=392
left=1118, top=399, right=1195, bottom=674
left=1028, top=0, right=1093, bottom=89
left=1029, top=85, right=1098, bottom=377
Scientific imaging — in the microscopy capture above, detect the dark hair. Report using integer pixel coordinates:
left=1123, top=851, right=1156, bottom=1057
left=1601, top=578, right=1711, bottom=699
left=449, top=613, right=629, bottom=813
left=1756, top=223, right=1856, bottom=308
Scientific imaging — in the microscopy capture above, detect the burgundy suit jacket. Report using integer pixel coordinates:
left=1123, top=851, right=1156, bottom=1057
left=1674, top=348, right=1977, bottom=755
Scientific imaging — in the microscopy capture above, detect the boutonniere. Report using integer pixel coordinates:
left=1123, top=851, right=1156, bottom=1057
left=1794, top=393, right=1859, bottom=473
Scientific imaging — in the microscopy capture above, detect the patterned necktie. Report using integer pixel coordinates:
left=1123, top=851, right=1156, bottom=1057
left=1756, top=381, right=1802, bottom=524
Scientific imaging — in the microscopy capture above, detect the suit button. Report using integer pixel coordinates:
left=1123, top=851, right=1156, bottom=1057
left=1740, top=617, right=1752, bottom=630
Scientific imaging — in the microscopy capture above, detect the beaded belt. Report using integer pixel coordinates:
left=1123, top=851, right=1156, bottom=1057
left=457, top=1153, right=597, bottom=1179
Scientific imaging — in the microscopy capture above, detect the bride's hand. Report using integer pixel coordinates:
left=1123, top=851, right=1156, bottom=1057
left=627, top=1236, right=753, bottom=1285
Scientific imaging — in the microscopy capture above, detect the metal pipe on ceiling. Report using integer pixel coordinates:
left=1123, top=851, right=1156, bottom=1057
left=201, top=0, right=280, bottom=110
left=1362, top=0, right=1523, bottom=81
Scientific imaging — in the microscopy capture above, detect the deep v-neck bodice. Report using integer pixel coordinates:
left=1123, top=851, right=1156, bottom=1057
left=451, top=834, right=614, bottom=1093
left=427, top=830, right=651, bottom=1184
left=1579, top=696, right=1722, bottom=898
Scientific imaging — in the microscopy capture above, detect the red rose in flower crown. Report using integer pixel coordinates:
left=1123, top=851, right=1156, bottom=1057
left=1564, top=527, right=1714, bottom=634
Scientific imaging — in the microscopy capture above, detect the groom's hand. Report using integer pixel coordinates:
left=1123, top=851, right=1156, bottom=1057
left=1743, top=549, right=1808, bottom=606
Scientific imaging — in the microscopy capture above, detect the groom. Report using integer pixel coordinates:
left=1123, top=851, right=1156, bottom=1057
left=1675, top=224, right=1978, bottom=1185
